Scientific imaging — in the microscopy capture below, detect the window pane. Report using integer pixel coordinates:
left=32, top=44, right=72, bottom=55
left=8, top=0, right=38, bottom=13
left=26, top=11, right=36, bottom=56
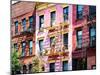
left=77, top=5, right=83, bottom=19
left=29, top=40, right=33, bottom=48
left=77, top=5, right=83, bottom=12
left=50, top=63, right=55, bottom=72
left=15, top=21, right=18, bottom=33
left=29, top=16, right=33, bottom=27
left=14, top=43, right=18, bottom=51
left=39, top=15, right=44, bottom=28
left=22, top=42, right=26, bottom=56
left=50, top=37, right=55, bottom=46
left=51, top=11, right=56, bottom=26
left=90, top=26, right=96, bottom=47
left=39, top=40, right=43, bottom=52
left=22, top=18, right=26, bottom=31
left=63, top=33, right=68, bottom=48
left=77, top=30, right=82, bottom=48
left=29, top=40, right=33, bottom=55
left=89, top=6, right=96, bottom=15
left=63, top=61, right=68, bottom=71
left=63, top=7, right=69, bottom=20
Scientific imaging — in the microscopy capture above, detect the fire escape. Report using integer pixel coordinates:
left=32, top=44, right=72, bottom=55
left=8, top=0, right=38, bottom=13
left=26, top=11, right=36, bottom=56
left=72, top=6, right=96, bottom=70
left=38, top=20, right=69, bottom=63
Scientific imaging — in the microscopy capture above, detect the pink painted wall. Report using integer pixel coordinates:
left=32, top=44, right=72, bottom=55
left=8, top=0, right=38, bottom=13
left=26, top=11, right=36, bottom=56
left=36, top=4, right=69, bottom=72
left=72, top=5, right=89, bottom=51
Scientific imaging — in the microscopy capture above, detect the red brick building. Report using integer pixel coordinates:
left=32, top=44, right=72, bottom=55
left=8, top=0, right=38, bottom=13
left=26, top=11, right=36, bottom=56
left=72, top=5, right=96, bottom=70
left=11, top=1, right=36, bottom=73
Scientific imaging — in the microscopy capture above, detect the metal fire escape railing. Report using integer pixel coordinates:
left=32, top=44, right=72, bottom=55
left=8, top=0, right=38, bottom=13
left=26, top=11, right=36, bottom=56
left=37, top=21, right=69, bottom=63
left=73, top=8, right=96, bottom=58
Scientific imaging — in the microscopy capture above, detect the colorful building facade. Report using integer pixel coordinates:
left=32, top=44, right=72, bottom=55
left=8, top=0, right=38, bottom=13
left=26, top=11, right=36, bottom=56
left=11, top=1, right=96, bottom=74
left=11, top=2, right=36, bottom=73
left=35, top=3, right=72, bottom=72
left=72, top=5, right=96, bottom=70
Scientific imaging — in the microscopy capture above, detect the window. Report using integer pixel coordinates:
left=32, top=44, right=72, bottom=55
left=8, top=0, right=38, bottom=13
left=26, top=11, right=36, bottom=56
left=29, top=40, right=33, bottom=55
left=63, top=33, right=68, bottom=49
left=77, top=30, right=82, bottom=48
left=89, top=6, right=96, bottom=15
left=39, top=15, right=44, bottom=29
left=89, top=6, right=96, bottom=20
left=63, top=7, right=69, bottom=21
left=14, top=43, right=18, bottom=51
left=39, top=40, right=43, bottom=52
left=22, top=42, right=26, bottom=56
left=22, top=18, right=26, bottom=31
left=76, top=5, right=83, bottom=19
left=29, top=16, right=33, bottom=28
left=49, top=63, right=55, bottom=72
left=89, top=26, right=96, bottom=47
left=28, top=64, right=32, bottom=73
left=51, top=11, right=56, bottom=26
left=62, top=61, right=68, bottom=71
left=15, top=21, right=18, bottom=34
left=50, top=37, right=55, bottom=47
left=91, top=65, right=96, bottom=69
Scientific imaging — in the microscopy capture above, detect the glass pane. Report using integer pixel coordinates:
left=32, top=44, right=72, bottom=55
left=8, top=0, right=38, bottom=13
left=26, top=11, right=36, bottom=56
left=63, top=61, right=68, bottom=71
left=29, top=41, right=33, bottom=48
left=77, top=5, right=83, bottom=12
left=39, top=40, right=43, bottom=51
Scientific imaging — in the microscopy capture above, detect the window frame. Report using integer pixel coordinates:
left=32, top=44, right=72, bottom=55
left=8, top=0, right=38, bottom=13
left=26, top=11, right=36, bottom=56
left=63, top=33, right=68, bottom=49
left=22, top=42, right=26, bottom=56
left=14, top=43, right=18, bottom=51
left=29, top=16, right=34, bottom=28
left=76, top=5, right=83, bottom=19
left=22, top=18, right=26, bottom=31
left=51, top=11, right=56, bottom=26
left=29, top=40, right=33, bottom=55
left=39, top=39, right=43, bottom=52
left=15, top=21, right=18, bottom=34
left=76, top=29, right=82, bottom=49
left=89, top=26, right=96, bottom=47
left=39, top=15, right=44, bottom=29
left=50, top=37, right=55, bottom=47
left=63, top=6, right=69, bottom=21
left=62, top=61, right=68, bottom=71
left=49, top=63, right=55, bottom=72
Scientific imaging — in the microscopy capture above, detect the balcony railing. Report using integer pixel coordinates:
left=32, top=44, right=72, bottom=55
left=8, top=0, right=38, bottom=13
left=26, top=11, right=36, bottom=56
left=20, top=27, right=35, bottom=35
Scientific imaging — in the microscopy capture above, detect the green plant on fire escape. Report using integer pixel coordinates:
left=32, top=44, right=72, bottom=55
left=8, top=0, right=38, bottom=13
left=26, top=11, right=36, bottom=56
left=11, top=47, right=21, bottom=75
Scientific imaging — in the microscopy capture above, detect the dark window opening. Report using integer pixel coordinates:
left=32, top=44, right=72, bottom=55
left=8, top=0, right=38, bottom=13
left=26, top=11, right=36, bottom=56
left=39, top=40, right=43, bottom=55
left=15, top=21, right=18, bottom=34
left=72, top=58, right=87, bottom=70
left=76, top=30, right=82, bottom=48
left=76, top=5, right=83, bottom=19
left=29, top=40, right=33, bottom=55
left=23, top=65, right=27, bottom=74
left=91, top=65, right=96, bottom=69
left=89, top=26, right=96, bottom=47
left=39, top=15, right=44, bottom=29
left=22, top=42, right=26, bottom=56
left=14, top=43, right=18, bottom=51
left=50, top=37, right=55, bottom=47
left=29, top=16, right=34, bottom=28
left=28, top=64, right=32, bottom=73
left=62, top=61, right=68, bottom=71
left=63, top=7, right=69, bottom=21
left=22, top=18, right=26, bottom=31
left=51, top=11, right=56, bottom=26
left=63, top=33, right=68, bottom=49
left=49, top=63, right=55, bottom=72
